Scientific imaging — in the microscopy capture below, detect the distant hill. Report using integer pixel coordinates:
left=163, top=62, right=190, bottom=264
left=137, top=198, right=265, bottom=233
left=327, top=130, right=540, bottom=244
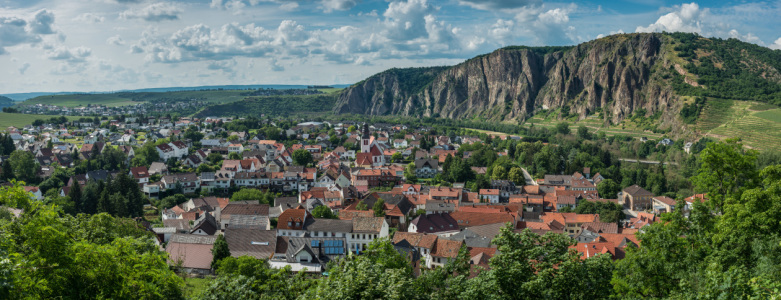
left=333, top=32, right=781, bottom=148
left=0, top=96, right=14, bottom=108
left=1, top=84, right=351, bottom=101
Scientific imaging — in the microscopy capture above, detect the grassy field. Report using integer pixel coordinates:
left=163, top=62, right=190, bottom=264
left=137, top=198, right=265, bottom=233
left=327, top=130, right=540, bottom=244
left=0, top=113, right=80, bottom=129
left=183, top=277, right=212, bottom=298
left=21, top=94, right=139, bottom=107
left=19, top=90, right=251, bottom=108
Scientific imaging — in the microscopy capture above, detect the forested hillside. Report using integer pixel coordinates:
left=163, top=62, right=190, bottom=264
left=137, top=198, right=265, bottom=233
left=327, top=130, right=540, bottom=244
left=334, top=32, right=781, bottom=132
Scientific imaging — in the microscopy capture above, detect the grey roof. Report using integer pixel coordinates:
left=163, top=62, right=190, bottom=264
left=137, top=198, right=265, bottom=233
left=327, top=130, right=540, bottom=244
left=444, top=229, right=492, bottom=248
left=281, top=237, right=347, bottom=264
left=152, top=227, right=176, bottom=234
left=224, top=228, right=277, bottom=259
left=163, top=219, right=192, bottom=231
left=305, top=218, right=353, bottom=233
left=169, top=233, right=216, bottom=245
left=275, top=197, right=298, bottom=208
left=229, top=214, right=270, bottom=229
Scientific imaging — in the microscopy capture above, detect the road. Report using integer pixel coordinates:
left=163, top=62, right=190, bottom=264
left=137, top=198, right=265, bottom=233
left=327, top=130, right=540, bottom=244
left=521, top=168, right=537, bottom=186
left=618, top=158, right=678, bottom=166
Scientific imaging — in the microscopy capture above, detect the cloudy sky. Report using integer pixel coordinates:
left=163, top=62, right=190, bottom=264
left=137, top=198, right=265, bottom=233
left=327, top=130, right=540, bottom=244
left=0, top=0, right=779, bottom=93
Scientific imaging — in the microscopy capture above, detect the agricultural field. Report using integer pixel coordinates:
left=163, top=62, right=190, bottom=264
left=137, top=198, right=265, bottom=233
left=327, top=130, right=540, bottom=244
left=20, top=94, right=139, bottom=107
left=19, top=89, right=251, bottom=108
left=707, top=108, right=781, bottom=151
left=0, top=113, right=79, bottom=129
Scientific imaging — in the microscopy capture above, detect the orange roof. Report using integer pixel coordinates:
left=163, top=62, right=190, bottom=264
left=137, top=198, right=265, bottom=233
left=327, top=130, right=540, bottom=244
left=432, top=239, right=463, bottom=258
left=450, top=211, right=515, bottom=227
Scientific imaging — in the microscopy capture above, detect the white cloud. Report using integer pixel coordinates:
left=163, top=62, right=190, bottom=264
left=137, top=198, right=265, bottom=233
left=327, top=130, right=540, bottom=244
left=269, top=58, right=284, bottom=71
left=383, top=0, right=435, bottom=41
left=458, top=0, right=540, bottom=11
left=18, top=62, right=30, bottom=75
left=636, top=3, right=706, bottom=33
left=770, top=37, right=781, bottom=50
left=107, top=35, right=125, bottom=46
left=46, top=46, right=92, bottom=63
left=321, top=0, right=360, bottom=13
left=73, top=13, right=105, bottom=24
left=0, top=10, right=57, bottom=54
left=28, top=10, right=56, bottom=35
left=120, top=2, right=182, bottom=22
left=207, top=59, right=237, bottom=72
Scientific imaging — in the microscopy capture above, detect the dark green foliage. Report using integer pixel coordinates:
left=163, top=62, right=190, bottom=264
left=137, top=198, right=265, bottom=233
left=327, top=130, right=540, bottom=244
left=373, top=198, right=385, bottom=217
left=311, top=205, right=338, bottom=219
left=211, top=235, right=231, bottom=269
left=0, top=185, right=184, bottom=299
left=230, top=188, right=275, bottom=204
left=195, top=94, right=336, bottom=118
left=292, top=149, right=313, bottom=166
left=670, top=32, right=781, bottom=105
left=574, top=200, right=626, bottom=223
left=680, top=96, right=706, bottom=124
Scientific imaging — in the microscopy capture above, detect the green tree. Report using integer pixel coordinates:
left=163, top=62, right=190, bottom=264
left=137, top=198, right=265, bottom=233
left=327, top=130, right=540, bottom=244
left=404, top=162, right=417, bottom=183
left=311, top=205, right=337, bottom=219
left=691, top=138, right=759, bottom=212
left=556, top=122, right=570, bottom=135
left=491, top=165, right=507, bottom=180
left=292, top=149, right=313, bottom=166
left=507, top=167, right=524, bottom=184
left=577, top=125, right=590, bottom=139
left=212, top=235, right=231, bottom=269
left=0, top=159, right=12, bottom=181
left=9, top=150, right=37, bottom=183
left=597, top=178, right=621, bottom=199
left=373, top=198, right=385, bottom=217
left=230, top=188, right=274, bottom=204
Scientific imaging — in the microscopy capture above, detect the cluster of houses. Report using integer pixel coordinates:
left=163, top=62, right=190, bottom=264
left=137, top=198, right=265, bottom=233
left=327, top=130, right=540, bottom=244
left=17, top=100, right=210, bottom=117
left=1, top=116, right=708, bottom=276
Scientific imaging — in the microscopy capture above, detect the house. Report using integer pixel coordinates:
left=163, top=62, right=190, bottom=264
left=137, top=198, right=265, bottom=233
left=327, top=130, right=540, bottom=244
left=392, top=232, right=464, bottom=269
left=652, top=196, right=677, bottom=214
left=165, top=234, right=216, bottom=275
left=228, top=144, right=244, bottom=154
left=190, top=213, right=219, bottom=235
left=490, top=180, right=518, bottom=199
left=149, top=162, right=168, bottom=175
left=621, top=185, right=653, bottom=211
left=479, top=189, right=501, bottom=204
left=129, top=166, right=150, bottom=184
left=224, top=228, right=277, bottom=259
left=161, top=173, right=200, bottom=194
left=156, top=143, right=176, bottom=161
left=414, top=159, right=439, bottom=178
left=349, top=217, right=389, bottom=253
left=277, top=205, right=311, bottom=237
left=220, top=203, right=270, bottom=230
left=269, top=237, right=347, bottom=273
left=408, top=213, right=459, bottom=236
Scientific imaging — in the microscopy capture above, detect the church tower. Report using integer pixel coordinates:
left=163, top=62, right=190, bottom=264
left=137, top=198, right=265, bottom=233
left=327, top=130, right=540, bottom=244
left=361, top=123, right=371, bottom=153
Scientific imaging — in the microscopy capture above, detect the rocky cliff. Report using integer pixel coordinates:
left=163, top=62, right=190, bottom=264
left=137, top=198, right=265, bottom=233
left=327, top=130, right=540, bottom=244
left=334, top=33, right=689, bottom=127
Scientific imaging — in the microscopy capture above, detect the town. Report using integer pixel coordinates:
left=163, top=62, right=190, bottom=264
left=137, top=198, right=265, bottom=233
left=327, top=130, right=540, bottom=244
left=0, top=113, right=710, bottom=274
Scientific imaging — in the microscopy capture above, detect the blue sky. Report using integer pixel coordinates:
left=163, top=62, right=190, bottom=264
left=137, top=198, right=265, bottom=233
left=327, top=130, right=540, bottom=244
left=0, top=0, right=779, bottom=93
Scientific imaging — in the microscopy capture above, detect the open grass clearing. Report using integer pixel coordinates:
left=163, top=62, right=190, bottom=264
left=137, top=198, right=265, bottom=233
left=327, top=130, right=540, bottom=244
left=0, top=113, right=80, bottom=129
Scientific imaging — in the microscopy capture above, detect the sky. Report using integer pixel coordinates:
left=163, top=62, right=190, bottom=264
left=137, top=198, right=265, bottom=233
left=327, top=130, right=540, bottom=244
left=0, top=0, right=779, bottom=93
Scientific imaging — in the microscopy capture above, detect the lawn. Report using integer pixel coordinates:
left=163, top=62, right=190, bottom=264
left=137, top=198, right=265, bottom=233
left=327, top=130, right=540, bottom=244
left=183, top=277, right=213, bottom=299
left=0, top=113, right=80, bottom=129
